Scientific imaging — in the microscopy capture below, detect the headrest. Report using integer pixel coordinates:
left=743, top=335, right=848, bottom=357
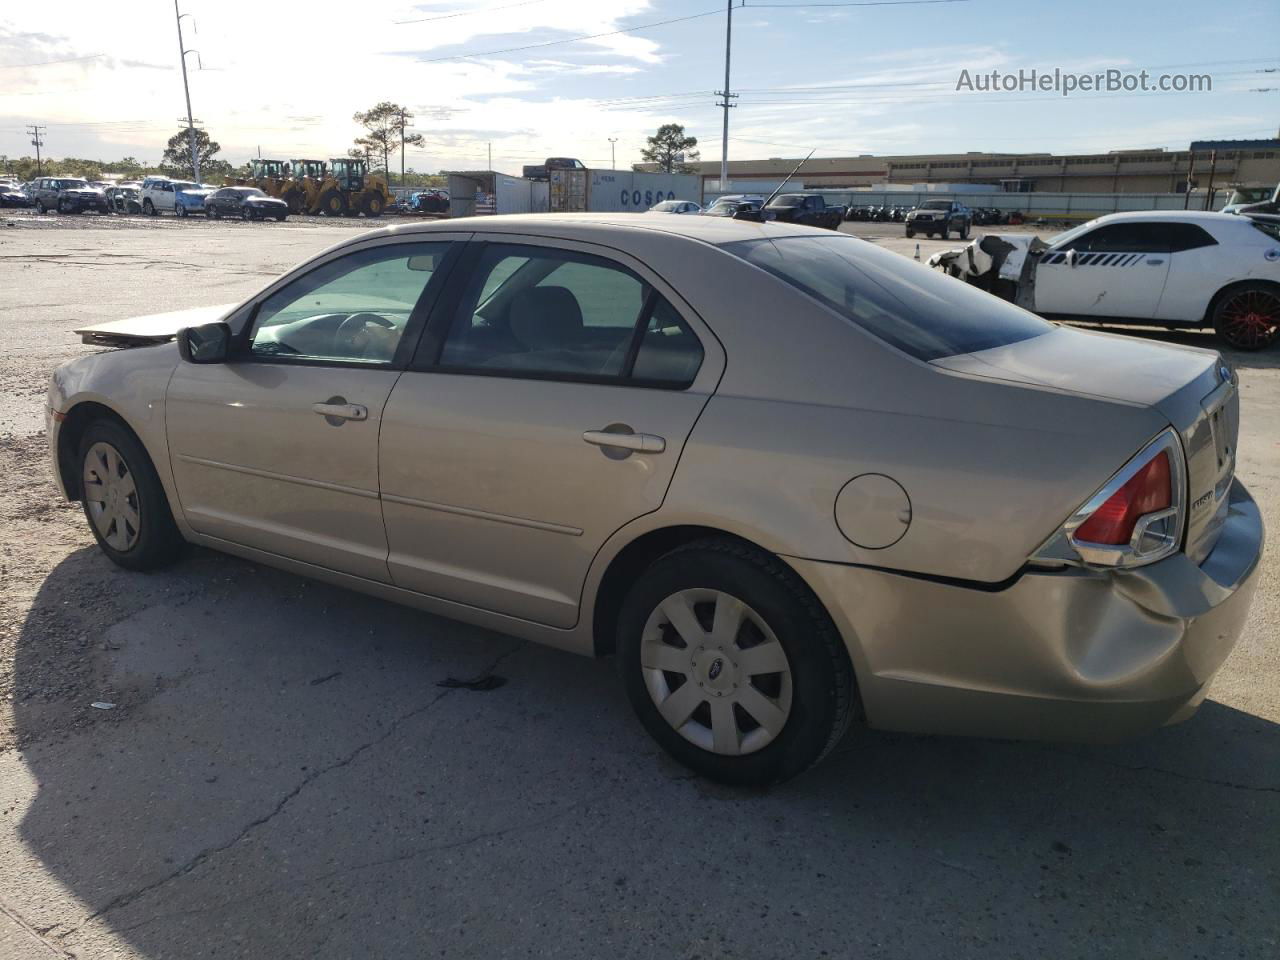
left=509, top=285, right=583, bottom=351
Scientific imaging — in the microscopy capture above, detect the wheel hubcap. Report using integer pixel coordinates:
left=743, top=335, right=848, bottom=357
left=1221, top=290, right=1280, bottom=348
left=82, top=442, right=141, bottom=552
left=640, top=589, right=792, bottom=756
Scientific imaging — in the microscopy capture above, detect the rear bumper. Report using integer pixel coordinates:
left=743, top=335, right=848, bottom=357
left=787, top=479, right=1264, bottom=742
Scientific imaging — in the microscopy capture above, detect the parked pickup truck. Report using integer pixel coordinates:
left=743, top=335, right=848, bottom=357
left=764, top=193, right=845, bottom=229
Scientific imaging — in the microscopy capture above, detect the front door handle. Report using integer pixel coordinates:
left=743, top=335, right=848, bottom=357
left=312, top=400, right=368, bottom=422
left=583, top=429, right=666, bottom=454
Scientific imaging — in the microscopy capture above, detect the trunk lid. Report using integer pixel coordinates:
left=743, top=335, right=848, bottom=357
left=933, top=325, right=1237, bottom=564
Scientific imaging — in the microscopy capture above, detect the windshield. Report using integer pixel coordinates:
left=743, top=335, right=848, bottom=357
left=704, top=203, right=737, bottom=217
left=651, top=201, right=680, bottom=211
left=60, top=179, right=89, bottom=189
left=723, top=234, right=1051, bottom=361
left=919, top=200, right=951, bottom=210
left=240, top=188, right=266, bottom=198
left=1045, top=218, right=1100, bottom=247
left=1225, top=187, right=1272, bottom=206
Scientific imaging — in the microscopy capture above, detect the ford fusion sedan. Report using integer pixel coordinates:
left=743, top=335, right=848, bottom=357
left=47, top=214, right=1263, bottom=785
left=204, top=186, right=288, bottom=221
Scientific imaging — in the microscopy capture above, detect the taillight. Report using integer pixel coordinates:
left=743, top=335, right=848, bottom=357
left=1073, top=452, right=1171, bottom=545
left=1032, top=429, right=1187, bottom=569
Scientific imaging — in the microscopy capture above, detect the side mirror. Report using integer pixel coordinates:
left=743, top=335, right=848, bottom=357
left=177, top=321, right=232, bottom=364
left=1064, top=248, right=1078, bottom=268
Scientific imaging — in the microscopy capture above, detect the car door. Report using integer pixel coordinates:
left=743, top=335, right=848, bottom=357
left=1150, top=222, right=1221, bottom=323
left=1033, top=221, right=1172, bottom=319
left=166, top=236, right=465, bottom=581
left=378, top=237, right=725, bottom=628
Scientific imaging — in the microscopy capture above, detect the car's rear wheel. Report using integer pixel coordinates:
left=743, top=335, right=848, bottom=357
left=275, top=212, right=287, bottom=221
left=241, top=207, right=252, bottom=220
left=78, top=420, right=183, bottom=571
left=905, top=228, right=914, bottom=238
left=617, top=538, right=855, bottom=785
left=1213, top=283, right=1280, bottom=351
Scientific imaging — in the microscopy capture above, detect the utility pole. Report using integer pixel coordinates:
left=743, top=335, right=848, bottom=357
left=399, top=108, right=406, bottom=187
left=26, top=125, right=45, bottom=177
left=1203, top=149, right=1217, bottom=211
left=715, top=0, right=737, bottom=193
left=1183, top=149, right=1195, bottom=209
left=173, top=0, right=201, bottom=182
left=487, top=142, right=492, bottom=171
left=608, top=137, right=618, bottom=169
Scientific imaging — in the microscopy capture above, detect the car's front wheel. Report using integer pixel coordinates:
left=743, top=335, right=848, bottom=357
left=1212, top=282, right=1280, bottom=351
left=617, top=538, right=855, bottom=785
left=34, top=199, right=46, bottom=213
left=77, top=419, right=183, bottom=571
left=143, top=199, right=155, bottom=216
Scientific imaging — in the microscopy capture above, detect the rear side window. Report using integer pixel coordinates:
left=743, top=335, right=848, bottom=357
left=723, top=235, right=1051, bottom=361
left=436, top=243, right=703, bottom=386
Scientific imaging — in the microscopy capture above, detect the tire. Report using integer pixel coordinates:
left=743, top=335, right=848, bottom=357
left=58, top=198, right=71, bottom=214
left=617, top=538, right=856, bottom=786
left=905, top=228, right=914, bottom=238
left=241, top=207, right=252, bottom=220
left=275, top=213, right=286, bottom=222
left=1211, top=282, right=1280, bottom=351
left=77, top=419, right=183, bottom=571
left=940, top=225, right=949, bottom=240
left=319, top=189, right=347, bottom=217
left=35, top=200, right=46, bottom=214
left=959, top=222, right=970, bottom=240
left=283, top=190, right=302, bottom=215
left=363, top=192, right=385, bottom=217
left=143, top=199, right=155, bottom=216
left=177, top=204, right=187, bottom=217
left=211, top=206, right=221, bottom=220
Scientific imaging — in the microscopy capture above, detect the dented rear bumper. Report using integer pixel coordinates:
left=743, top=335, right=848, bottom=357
left=787, top=479, right=1264, bottom=742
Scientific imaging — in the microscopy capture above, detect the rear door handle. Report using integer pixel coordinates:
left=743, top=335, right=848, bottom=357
left=312, top=401, right=368, bottom=422
left=583, top=429, right=666, bottom=454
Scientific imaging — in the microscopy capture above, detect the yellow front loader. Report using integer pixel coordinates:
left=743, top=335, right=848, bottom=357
left=310, top=157, right=392, bottom=217
left=284, top=159, right=327, bottom=215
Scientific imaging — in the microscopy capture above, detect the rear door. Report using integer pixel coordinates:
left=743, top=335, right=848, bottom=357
left=1034, top=221, right=1171, bottom=319
left=378, top=236, right=724, bottom=628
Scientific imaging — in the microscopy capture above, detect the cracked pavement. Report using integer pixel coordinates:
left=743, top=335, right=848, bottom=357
left=0, top=218, right=1277, bottom=959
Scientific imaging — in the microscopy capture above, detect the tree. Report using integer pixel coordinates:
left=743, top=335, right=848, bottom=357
left=639, top=124, right=700, bottom=174
left=352, top=102, right=425, bottom=183
left=161, top=128, right=222, bottom=180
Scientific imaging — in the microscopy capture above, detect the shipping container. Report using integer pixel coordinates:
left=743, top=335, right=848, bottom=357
left=549, top=168, right=702, bottom=213
left=445, top=171, right=544, bottom=217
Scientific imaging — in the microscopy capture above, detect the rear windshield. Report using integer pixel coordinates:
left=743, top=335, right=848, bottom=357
left=722, top=235, right=1051, bottom=361
left=770, top=196, right=805, bottom=207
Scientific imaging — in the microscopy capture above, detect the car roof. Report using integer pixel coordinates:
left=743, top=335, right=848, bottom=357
left=1085, top=210, right=1248, bottom=227
left=350, top=212, right=818, bottom=249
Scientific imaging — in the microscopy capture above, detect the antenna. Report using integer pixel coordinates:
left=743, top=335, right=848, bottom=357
left=763, top=149, right=815, bottom=208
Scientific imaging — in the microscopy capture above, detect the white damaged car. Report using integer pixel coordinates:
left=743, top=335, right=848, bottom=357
left=930, top=211, right=1280, bottom=350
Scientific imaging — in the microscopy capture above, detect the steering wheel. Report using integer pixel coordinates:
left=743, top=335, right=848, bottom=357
left=335, top=312, right=397, bottom=359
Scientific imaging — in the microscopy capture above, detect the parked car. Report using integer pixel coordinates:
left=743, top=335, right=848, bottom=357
left=175, top=185, right=215, bottom=217
left=650, top=199, right=702, bottom=215
left=204, top=186, right=288, bottom=221
left=106, top=185, right=143, bottom=214
left=764, top=194, right=844, bottom=229
left=0, top=183, right=30, bottom=208
left=50, top=214, right=1263, bottom=785
left=408, top=189, right=450, bottom=213
left=31, top=177, right=109, bottom=215
left=141, top=176, right=195, bottom=216
left=905, top=200, right=972, bottom=239
left=1221, top=184, right=1276, bottom=216
left=930, top=211, right=1280, bottom=351
left=702, top=195, right=773, bottom=220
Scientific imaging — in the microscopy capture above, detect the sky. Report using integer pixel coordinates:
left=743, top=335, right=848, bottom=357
left=0, top=0, right=1277, bottom=173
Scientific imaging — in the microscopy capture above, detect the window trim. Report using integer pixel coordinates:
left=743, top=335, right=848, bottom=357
left=410, top=238, right=705, bottom=391
left=229, top=238, right=465, bottom=372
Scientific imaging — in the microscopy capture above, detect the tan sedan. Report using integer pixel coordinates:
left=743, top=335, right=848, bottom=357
left=47, top=214, right=1264, bottom=784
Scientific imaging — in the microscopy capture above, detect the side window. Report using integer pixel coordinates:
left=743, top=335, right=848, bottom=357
left=437, top=243, right=702, bottom=386
left=247, top=242, right=450, bottom=365
left=1064, top=223, right=1167, bottom=253
left=631, top=297, right=704, bottom=387
left=1159, top=223, right=1218, bottom=253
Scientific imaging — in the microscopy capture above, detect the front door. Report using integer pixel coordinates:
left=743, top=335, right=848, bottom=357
left=1034, top=220, right=1171, bottom=319
left=166, top=238, right=461, bottom=581
left=379, top=237, right=723, bottom=628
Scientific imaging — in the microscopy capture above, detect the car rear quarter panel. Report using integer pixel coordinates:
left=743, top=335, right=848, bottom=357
left=650, top=247, right=1170, bottom=584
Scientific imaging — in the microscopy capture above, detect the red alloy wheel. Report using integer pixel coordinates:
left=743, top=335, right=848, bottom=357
left=1217, top=288, right=1280, bottom=350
